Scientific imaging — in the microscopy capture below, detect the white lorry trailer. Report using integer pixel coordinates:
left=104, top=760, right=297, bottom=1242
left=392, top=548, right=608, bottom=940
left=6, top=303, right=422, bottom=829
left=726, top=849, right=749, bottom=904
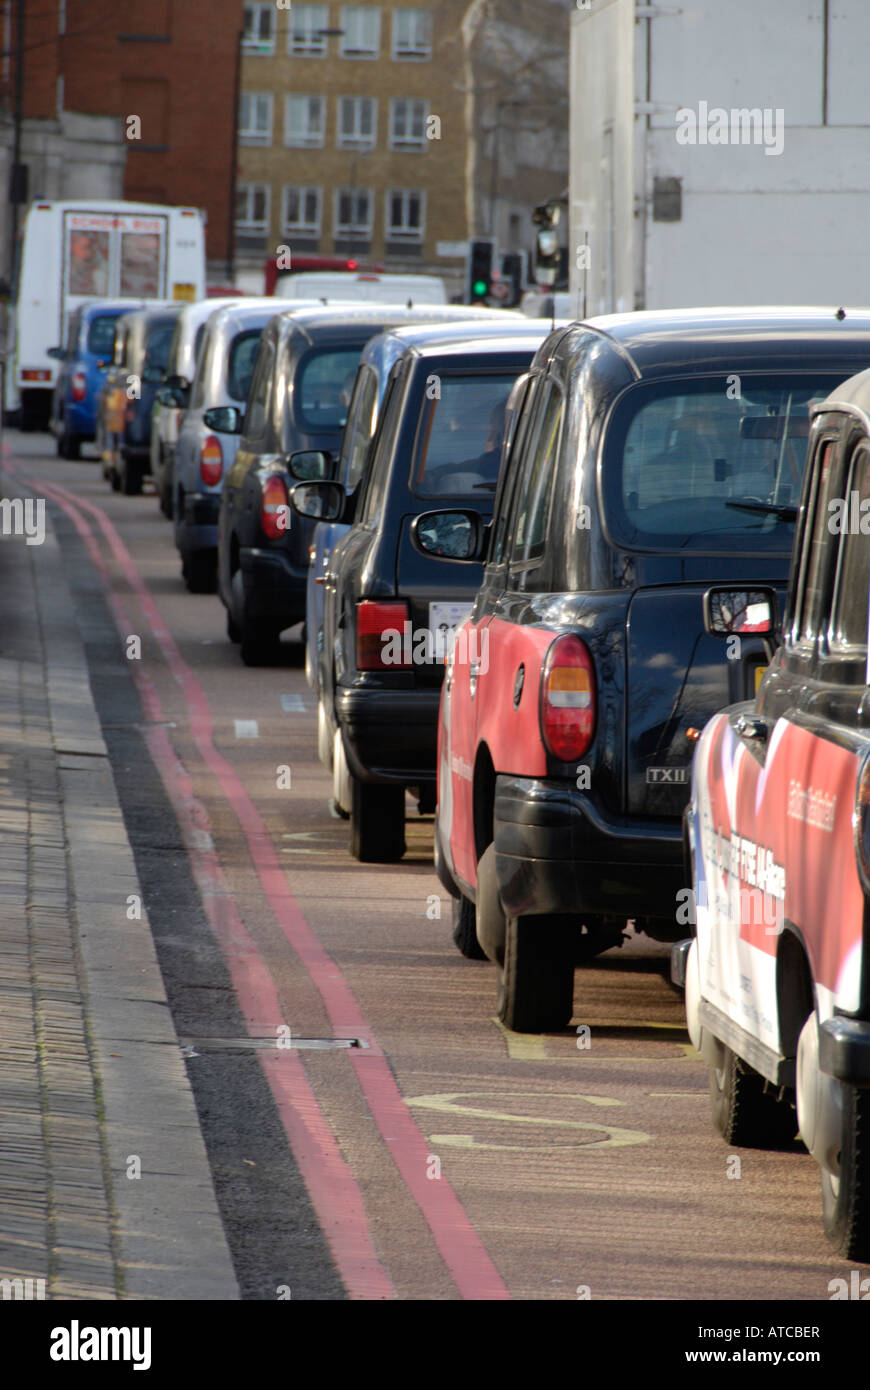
left=569, top=0, right=870, bottom=316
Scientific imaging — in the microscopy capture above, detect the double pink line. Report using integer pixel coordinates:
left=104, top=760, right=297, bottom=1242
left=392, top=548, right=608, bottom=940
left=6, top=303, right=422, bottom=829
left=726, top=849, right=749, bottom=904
left=26, top=469, right=509, bottom=1301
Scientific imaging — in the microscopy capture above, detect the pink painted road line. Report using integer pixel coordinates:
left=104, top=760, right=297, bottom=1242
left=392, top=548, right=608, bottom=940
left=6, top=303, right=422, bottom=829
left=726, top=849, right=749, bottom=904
left=27, top=472, right=394, bottom=1300
left=30, top=473, right=511, bottom=1301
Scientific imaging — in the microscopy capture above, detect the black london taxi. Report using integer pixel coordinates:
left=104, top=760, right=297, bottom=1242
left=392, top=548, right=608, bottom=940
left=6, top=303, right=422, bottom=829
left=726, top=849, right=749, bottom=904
left=216, top=304, right=510, bottom=664
left=674, top=363, right=870, bottom=1260
left=423, top=307, right=870, bottom=1032
left=290, top=329, right=546, bottom=862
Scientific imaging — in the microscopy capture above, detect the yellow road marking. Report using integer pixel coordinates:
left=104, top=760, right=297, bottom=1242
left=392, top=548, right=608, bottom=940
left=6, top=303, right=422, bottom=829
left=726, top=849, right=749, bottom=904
left=405, top=1090, right=650, bottom=1150
left=491, top=1018, right=549, bottom=1060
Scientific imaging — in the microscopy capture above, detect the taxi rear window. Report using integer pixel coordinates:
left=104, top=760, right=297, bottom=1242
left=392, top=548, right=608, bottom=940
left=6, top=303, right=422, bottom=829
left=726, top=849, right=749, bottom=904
left=602, top=373, right=843, bottom=552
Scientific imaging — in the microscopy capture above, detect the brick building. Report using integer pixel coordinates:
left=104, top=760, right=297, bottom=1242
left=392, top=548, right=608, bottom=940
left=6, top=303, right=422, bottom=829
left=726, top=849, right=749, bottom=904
left=0, top=0, right=245, bottom=277
left=235, top=0, right=570, bottom=295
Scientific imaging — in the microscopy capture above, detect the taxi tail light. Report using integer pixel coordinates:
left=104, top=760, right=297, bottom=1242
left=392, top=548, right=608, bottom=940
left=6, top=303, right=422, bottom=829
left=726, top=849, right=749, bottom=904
left=71, top=371, right=87, bottom=402
left=540, top=634, right=596, bottom=762
left=357, top=600, right=410, bottom=671
left=855, top=755, right=870, bottom=892
left=261, top=475, right=289, bottom=539
left=200, top=435, right=223, bottom=487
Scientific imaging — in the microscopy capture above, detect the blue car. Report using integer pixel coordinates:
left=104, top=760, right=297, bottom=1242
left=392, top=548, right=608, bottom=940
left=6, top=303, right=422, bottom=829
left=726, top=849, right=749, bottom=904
left=49, top=300, right=144, bottom=460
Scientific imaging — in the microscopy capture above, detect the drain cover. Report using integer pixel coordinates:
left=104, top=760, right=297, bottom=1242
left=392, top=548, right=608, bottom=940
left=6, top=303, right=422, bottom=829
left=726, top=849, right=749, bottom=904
left=179, top=1036, right=368, bottom=1053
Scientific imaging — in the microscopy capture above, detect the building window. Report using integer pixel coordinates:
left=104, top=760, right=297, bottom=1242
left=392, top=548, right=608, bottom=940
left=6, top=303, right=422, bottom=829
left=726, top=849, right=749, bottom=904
left=392, top=9, right=431, bottom=60
left=242, top=3, right=276, bottom=54
left=340, top=6, right=380, bottom=58
left=335, top=187, right=373, bottom=238
left=236, top=183, right=271, bottom=249
left=337, top=96, right=377, bottom=151
left=285, top=94, right=325, bottom=147
left=284, top=185, right=322, bottom=237
left=386, top=188, right=424, bottom=243
left=239, top=92, right=273, bottom=146
left=389, top=98, right=427, bottom=151
left=290, top=3, right=328, bottom=56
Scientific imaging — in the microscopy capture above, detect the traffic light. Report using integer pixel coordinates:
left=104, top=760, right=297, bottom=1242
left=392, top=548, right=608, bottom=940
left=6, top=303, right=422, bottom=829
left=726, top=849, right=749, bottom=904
left=466, top=237, right=496, bottom=304
left=532, top=201, right=563, bottom=287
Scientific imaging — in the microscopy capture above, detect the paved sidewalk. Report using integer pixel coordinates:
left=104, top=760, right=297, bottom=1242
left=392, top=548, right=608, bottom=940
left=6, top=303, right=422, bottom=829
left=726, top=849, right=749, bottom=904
left=0, top=466, right=238, bottom=1300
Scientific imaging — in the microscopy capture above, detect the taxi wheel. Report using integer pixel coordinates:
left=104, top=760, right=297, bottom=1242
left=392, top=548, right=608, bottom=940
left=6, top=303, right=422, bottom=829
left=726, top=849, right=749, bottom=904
left=57, top=426, right=81, bottom=460
left=820, top=1084, right=870, bottom=1260
left=183, top=549, right=217, bottom=594
left=350, top=778, right=405, bottom=863
left=120, top=454, right=143, bottom=496
left=239, top=620, right=282, bottom=666
left=452, top=894, right=487, bottom=960
left=316, top=699, right=332, bottom=770
left=497, top=915, right=575, bottom=1033
left=159, top=475, right=174, bottom=519
left=708, top=1041, right=798, bottom=1148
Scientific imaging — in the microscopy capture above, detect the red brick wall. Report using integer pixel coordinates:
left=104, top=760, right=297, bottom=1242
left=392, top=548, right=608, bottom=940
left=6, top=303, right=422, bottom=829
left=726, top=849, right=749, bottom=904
left=3, top=0, right=244, bottom=264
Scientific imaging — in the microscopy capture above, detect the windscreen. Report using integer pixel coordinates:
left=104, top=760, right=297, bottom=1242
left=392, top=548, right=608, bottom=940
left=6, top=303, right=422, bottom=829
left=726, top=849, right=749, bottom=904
left=411, top=373, right=518, bottom=498
left=227, top=329, right=264, bottom=403
left=602, top=374, right=842, bottom=552
left=86, top=314, right=118, bottom=358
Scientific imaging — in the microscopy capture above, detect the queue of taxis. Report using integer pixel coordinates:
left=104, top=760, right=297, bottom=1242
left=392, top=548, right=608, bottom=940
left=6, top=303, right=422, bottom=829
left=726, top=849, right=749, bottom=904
left=424, top=308, right=870, bottom=1033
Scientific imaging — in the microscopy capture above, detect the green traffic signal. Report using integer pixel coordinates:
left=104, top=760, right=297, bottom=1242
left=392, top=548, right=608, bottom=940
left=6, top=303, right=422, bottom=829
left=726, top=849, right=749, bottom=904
left=473, top=279, right=488, bottom=297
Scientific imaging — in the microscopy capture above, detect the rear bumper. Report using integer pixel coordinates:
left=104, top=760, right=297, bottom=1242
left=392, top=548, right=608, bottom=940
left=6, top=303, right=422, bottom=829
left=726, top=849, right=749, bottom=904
left=239, top=546, right=307, bottom=627
left=63, top=401, right=97, bottom=437
left=336, top=684, right=441, bottom=785
left=493, top=774, right=684, bottom=920
left=178, top=492, right=221, bottom=553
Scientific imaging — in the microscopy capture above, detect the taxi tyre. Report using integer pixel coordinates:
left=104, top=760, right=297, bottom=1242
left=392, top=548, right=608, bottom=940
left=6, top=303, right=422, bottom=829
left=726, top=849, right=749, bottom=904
left=350, top=776, right=406, bottom=863
left=820, top=1082, right=870, bottom=1260
left=120, top=451, right=144, bottom=496
left=798, top=1010, right=870, bottom=1258
left=182, top=549, right=217, bottom=595
left=475, top=843, right=506, bottom=965
left=160, top=467, right=174, bottom=519
left=240, top=619, right=282, bottom=667
left=708, top=1038, right=798, bottom=1149
left=229, top=568, right=281, bottom=665
left=452, top=893, right=487, bottom=960
left=333, top=729, right=352, bottom=815
left=317, top=699, right=333, bottom=770
left=57, top=423, right=81, bottom=460
left=497, top=913, right=575, bottom=1033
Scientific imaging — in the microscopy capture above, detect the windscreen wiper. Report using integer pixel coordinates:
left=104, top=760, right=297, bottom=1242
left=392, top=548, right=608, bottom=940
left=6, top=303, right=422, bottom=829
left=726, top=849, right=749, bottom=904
left=724, top=499, right=797, bottom=521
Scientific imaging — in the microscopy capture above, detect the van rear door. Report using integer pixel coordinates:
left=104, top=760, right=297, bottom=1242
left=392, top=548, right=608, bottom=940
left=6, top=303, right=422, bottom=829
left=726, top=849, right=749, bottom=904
left=62, top=210, right=168, bottom=343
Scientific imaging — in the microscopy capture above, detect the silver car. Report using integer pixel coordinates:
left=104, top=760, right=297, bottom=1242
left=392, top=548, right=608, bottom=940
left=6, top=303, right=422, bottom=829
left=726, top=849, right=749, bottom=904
left=151, top=296, right=256, bottom=519
left=172, top=299, right=284, bottom=592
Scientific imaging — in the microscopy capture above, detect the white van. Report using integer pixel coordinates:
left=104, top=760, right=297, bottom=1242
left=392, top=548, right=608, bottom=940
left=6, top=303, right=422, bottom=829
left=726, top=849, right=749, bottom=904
left=5, top=199, right=206, bottom=429
left=274, top=271, right=447, bottom=305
